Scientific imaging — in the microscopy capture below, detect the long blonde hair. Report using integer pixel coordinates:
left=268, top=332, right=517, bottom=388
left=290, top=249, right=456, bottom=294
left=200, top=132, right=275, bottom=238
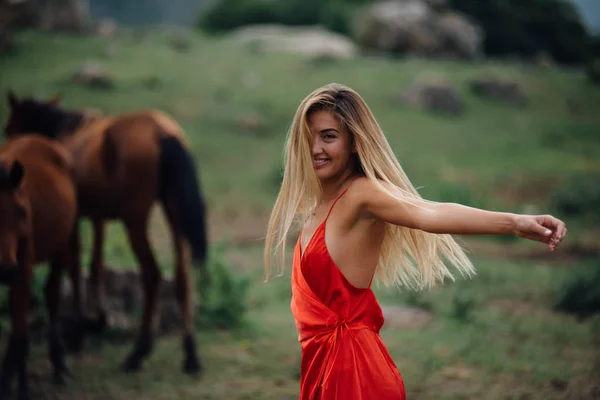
left=264, top=83, right=475, bottom=290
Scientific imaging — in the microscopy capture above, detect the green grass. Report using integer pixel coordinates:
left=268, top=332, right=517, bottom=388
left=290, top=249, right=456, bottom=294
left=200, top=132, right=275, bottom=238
left=1, top=28, right=599, bottom=399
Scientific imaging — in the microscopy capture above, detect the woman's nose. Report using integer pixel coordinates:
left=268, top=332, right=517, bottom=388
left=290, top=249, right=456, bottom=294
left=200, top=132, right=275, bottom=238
left=312, top=138, right=322, bottom=155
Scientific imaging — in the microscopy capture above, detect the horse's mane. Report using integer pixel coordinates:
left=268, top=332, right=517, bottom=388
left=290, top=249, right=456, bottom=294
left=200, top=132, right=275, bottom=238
left=20, top=99, right=86, bottom=138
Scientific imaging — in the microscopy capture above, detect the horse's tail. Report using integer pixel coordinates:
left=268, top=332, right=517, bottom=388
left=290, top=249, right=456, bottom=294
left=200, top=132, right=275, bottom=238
left=157, top=134, right=208, bottom=267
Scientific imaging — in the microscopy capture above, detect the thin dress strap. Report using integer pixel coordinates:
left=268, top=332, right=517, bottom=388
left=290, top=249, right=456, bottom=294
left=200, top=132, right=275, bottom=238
left=300, top=186, right=351, bottom=246
left=325, top=187, right=350, bottom=220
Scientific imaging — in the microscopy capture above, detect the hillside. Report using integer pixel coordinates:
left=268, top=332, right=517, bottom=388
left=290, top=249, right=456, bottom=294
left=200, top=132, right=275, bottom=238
left=0, top=29, right=599, bottom=399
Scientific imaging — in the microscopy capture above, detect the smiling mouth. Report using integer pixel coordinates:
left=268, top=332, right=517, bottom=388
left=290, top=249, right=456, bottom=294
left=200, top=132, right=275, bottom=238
left=313, top=158, right=330, bottom=167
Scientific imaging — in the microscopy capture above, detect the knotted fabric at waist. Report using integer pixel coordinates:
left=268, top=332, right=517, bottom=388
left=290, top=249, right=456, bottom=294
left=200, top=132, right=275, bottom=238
left=296, top=316, right=377, bottom=343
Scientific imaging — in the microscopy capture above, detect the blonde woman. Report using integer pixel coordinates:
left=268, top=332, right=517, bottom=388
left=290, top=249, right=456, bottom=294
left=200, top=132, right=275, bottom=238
left=264, top=83, right=567, bottom=399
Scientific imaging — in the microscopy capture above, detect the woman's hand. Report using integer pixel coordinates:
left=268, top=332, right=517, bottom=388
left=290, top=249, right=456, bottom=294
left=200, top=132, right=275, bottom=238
left=513, top=214, right=567, bottom=251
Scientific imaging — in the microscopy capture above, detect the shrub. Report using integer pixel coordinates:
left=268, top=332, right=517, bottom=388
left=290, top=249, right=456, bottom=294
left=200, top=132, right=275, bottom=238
left=554, top=260, right=600, bottom=319
left=449, top=0, right=592, bottom=65
left=450, top=292, right=477, bottom=323
left=551, top=174, right=600, bottom=222
left=198, top=0, right=371, bottom=36
left=195, top=242, right=250, bottom=330
left=587, top=58, right=600, bottom=85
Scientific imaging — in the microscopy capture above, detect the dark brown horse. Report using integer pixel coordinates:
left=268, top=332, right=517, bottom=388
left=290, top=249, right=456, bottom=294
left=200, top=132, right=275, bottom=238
left=0, top=134, right=82, bottom=400
left=3, top=91, right=209, bottom=375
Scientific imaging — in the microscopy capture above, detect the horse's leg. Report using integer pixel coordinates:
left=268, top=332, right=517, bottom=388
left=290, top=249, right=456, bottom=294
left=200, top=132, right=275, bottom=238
left=162, top=197, right=202, bottom=375
left=63, top=222, right=85, bottom=353
left=0, top=267, right=32, bottom=400
left=45, top=255, right=71, bottom=384
left=121, top=216, right=161, bottom=372
left=88, top=218, right=107, bottom=332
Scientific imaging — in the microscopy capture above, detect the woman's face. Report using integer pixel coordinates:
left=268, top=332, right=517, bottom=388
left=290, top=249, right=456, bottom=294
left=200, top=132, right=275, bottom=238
left=307, top=109, right=355, bottom=183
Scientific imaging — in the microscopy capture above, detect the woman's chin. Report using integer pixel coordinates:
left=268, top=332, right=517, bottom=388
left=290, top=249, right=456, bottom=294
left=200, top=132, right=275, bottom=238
left=315, top=169, right=337, bottom=182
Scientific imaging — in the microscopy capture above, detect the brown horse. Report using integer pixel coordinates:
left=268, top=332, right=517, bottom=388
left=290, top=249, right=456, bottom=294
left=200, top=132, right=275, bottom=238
left=0, top=134, right=82, bottom=400
left=3, top=91, right=209, bottom=375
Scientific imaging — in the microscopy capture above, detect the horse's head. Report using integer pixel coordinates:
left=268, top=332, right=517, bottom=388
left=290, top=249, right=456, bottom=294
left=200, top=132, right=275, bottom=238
left=0, top=159, right=29, bottom=284
left=4, top=90, right=65, bottom=139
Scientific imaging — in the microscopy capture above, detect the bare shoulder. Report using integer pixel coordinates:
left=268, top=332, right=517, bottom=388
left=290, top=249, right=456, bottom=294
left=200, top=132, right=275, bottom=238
left=346, top=176, right=395, bottom=204
left=345, top=177, right=389, bottom=217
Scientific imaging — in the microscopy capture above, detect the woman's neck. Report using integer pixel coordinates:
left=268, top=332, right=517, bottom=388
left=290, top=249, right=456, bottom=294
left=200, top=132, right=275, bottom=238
left=319, top=169, right=358, bottom=203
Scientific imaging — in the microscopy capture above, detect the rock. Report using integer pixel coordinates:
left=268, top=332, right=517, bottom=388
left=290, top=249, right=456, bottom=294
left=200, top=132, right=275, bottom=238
left=229, top=24, right=358, bottom=60
left=57, top=267, right=187, bottom=335
left=353, top=0, right=483, bottom=60
left=354, top=0, right=436, bottom=55
left=72, top=63, right=114, bottom=89
left=400, top=77, right=466, bottom=116
left=0, top=0, right=37, bottom=54
left=239, top=115, right=266, bottom=132
left=439, top=365, right=474, bottom=380
left=550, top=378, right=569, bottom=391
left=0, top=0, right=38, bottom=30
left=35, top=0, right=90, bottom=33
left=535, top=51, right=553, bottom=69
left=96, top=18, right=117, bottom=38
left=470, top=76, right=528, bottom=106
left=432, top=12, right=483, bottom=60
left=157, top=279, right=183, bottom=334
left=381, top=305, right=433, bottom=329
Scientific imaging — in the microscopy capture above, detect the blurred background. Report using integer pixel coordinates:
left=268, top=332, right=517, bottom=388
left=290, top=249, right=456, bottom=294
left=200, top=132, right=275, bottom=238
left=1, top=0, right=599, bottom=399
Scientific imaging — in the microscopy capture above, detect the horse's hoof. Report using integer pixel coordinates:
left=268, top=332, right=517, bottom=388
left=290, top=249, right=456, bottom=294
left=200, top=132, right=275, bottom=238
left=53, top=373, right=67, bottom=386
left=53, top=366, right=73, bottom=386
left=65, top=339, right=83, bottom=354
left=0, top=375, right=12, bottom=398
left=0, top=385, right=12, bottom=399
left=64, top=328, right=85, bottom=354
left=16, top=385, right=30, bottom=400
left=121, top=357, right=143, bottom=373
left=183, top=356, right=202, bottom=376
left=85, top=313, right=107, bottom=335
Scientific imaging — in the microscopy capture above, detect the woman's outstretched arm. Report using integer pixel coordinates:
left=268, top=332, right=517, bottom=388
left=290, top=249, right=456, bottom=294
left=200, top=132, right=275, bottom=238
left=354, top=178, right=567, bottom=251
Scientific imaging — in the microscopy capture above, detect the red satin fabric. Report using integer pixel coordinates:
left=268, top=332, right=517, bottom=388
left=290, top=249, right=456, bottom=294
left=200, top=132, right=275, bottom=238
left=291, top=190, right=406, bottom=400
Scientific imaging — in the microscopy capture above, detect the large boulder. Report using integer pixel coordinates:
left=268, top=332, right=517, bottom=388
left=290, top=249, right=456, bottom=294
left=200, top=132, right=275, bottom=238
left=72, top=63, right=114, bottom=89
left=431, top=12, right=483, bottom=60
left=353, top=0, right=483, bottom=60
left=229, top=24, right=359, bottom=60
left=35, top=0, right=90, bottom=32
left=0, top=0, right=90, bottom=33
left=400, top=76, right=466, bottom=116
left=470, top=76, right=528, bottom=106
left=58, top=268, right=188, bottom=335
left=0, top=0, right=37, bottom=54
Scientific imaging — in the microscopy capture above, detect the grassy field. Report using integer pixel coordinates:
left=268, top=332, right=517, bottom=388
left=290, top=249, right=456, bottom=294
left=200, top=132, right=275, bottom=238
left=1, top=28, right=599, bottom=399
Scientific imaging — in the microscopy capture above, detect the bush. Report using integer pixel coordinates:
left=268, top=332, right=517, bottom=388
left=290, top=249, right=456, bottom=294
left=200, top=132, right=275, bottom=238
left=554, top=261, right=600, bottom=319
left=587, top=58, right=600, bottom=85
left=449, top=292, right=477, bottom=323
left=449, top=0, right=592, bottom=65
left=198, top=0, right=371, bottom=36
left=551, top=174, right=600, bottom=222
left=199, top=0, right=277, bottom=33
left=195, top=242, right=250, bottom=330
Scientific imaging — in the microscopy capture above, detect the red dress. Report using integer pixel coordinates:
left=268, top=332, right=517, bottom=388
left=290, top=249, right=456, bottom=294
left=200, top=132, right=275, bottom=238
left=291, top=189, right=406, bottom=400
